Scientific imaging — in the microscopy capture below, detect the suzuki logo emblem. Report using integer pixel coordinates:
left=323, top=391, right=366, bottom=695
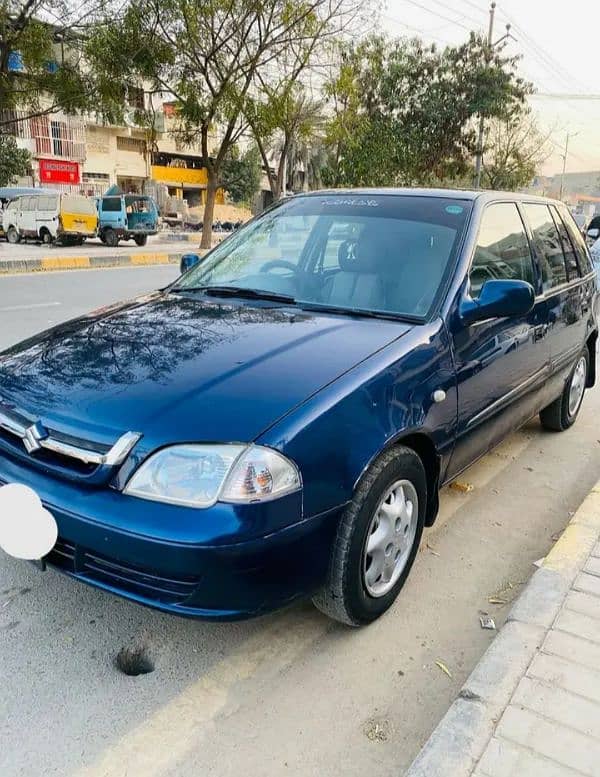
left=22, top=422, right=47, bottom=454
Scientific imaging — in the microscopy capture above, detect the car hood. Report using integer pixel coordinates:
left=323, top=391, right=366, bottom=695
left=0, top=292, right=412, bottom=446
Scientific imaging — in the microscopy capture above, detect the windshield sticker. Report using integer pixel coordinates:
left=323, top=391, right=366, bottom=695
left=321, top=198, right=379, bottom=207
left=445, top=205, right=464, bottom=214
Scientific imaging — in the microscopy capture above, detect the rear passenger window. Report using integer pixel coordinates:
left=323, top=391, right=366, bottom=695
left=101, top=198, right=121, bottom=212
left=560, top=206, right=594, bottom=276
left=470, top=203, right=535, bottom=299
left=522, top=204, right=567, bottom=292
left=550, top=206, right=579, bottom=280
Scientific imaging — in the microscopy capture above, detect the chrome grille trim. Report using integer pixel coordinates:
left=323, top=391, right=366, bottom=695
left=0, top=404, right=141, bottom=467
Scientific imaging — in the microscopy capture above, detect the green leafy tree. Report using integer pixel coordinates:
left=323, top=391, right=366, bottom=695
left=248, top=86, right=325, bottom=198
left=222, top=145, right=262, bottom=205
left=481, top=111, right=551, bottom=191
left=0, top=133, right=31, bottom=185
left=323, top=33, right=531, bottom=187
left=0, top=1, right=102, bottom=130
left=86, top=0, right=358, bottom=248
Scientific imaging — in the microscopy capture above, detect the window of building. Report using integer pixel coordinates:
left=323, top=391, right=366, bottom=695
left=116, top=136, right=145, bottom=153
left=469, top=203, right=535, bottom=298
left=127, top=85, right=145, bottom=111
left=522, top=203, right=568, bottom=292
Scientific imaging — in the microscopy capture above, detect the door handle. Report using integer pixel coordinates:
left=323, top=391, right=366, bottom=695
left=533, top=324, right=548, bottom=341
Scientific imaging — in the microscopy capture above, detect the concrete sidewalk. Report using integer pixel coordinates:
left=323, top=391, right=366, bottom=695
left=407, top=482, right=600, bottom=777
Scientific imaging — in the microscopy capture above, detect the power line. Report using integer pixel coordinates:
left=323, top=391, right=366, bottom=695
left=381, top=14, right=454, bottom=45
left=394, top=0, right=474, bottom=32
left=418, top=0, right=484, bottom=29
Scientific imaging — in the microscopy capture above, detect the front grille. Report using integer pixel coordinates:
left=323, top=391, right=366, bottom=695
left=0, top=396, right=140, bottom=483
left=46, top=538, right=201, bottom=604
left=0, top=427, right=98, bottom=475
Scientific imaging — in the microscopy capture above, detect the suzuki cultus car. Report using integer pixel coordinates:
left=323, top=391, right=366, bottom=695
left=0, top=190, right=596, bottom=624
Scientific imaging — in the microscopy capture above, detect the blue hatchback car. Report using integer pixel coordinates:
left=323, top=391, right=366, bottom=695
left=0, top=190, right=597, bottom=625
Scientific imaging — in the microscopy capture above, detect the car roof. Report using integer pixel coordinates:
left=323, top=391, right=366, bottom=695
left=0, top=187, right=59, bottom=199
left=298, top=187, right=564, bottom=206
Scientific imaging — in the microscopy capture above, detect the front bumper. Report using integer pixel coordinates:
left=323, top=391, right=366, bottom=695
left=0, top=453, right=341, bottom=620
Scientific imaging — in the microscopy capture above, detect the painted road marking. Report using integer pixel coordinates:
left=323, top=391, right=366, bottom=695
left=72, top=610, right=331, bottom=777
left=0, top=301, right=61, bottom=313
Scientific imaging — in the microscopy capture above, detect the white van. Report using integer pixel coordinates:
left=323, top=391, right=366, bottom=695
left=2, top=192, right=98, bottom=245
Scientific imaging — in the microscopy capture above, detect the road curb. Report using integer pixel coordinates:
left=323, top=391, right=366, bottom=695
left=0, top=250, right=205, bottom=274
left=405, top=480, right=600, bottom=777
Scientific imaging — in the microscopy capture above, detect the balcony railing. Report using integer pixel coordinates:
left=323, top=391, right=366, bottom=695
left=0, top=110, right=86, bottom=162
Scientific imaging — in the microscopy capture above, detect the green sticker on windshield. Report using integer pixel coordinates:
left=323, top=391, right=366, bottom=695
left=445, top=205, right=464, bottom=215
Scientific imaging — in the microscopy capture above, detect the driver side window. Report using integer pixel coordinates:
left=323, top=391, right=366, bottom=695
left=470, top=203, right=535, bottom=299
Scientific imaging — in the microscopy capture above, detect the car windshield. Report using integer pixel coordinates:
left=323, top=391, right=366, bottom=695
left=174, top=194, right=472, bottom=319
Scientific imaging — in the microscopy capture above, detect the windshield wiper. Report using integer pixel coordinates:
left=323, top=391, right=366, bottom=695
left=298, top=302, right=422, bottom=323
left=173, top=285, right=297, bottom=304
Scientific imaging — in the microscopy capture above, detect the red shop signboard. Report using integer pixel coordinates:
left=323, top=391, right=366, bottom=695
left=39, top=159, right=81, bottom=185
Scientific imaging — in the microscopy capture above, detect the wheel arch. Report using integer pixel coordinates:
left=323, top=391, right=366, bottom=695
left=356, top=431, right=441, bottom=528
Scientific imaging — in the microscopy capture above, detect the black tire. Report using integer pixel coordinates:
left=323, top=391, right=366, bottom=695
left=134, top=234, right=148, bottom=246
left=40, top=229, right=53, bottom=245
left=103, top=228, right=119, bottom=247
left=6, top=226, right=19, bottom=244
left=313, top=446, right=427, bottom=626
left=540, top=345, right=589, bottom=432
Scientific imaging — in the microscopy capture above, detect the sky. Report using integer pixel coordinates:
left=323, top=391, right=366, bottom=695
left=382, top=0, right=600, bottom=177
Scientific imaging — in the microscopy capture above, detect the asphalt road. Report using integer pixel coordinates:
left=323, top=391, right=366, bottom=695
left=1, top=267, right=600, bottom=777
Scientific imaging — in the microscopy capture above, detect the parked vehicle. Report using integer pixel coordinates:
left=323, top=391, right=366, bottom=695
left=1, top=191, right=97, bottom=245
left=0, top=187, right=41, bottom=239
left=97, top=192, right=158, bottom=247
left=586, top=215, right=600, bottom=246
left=0, top=189, right=596, bottom=625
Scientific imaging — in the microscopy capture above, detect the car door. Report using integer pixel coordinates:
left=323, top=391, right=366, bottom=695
left=446, top=201, right=549, bottom=479
left=522, top=203, right=590, bottom=386
left=19, top=196, right=36, bottom=237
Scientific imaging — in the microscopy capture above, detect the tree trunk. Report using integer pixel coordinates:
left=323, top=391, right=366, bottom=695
left=201, top=170, right=218, bottom=249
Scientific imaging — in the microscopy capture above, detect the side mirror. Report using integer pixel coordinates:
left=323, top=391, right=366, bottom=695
left=587, top=228, right=599, bottom=240
left=460, top=280, right=535, bottom=325
left=180, top=253, right=201, bottom=274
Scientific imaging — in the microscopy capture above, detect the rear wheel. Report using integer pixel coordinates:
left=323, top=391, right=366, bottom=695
left=313, top=446, right=426, bottom=625
left=103, top=228, right=119, bottom=247
left=6, top=226, right=19, bottom=244
left=40, top=229, right=53, bottom=245
left=134, top=234, right=148, bottom=246
left=540, top=345, right=589, bottom=431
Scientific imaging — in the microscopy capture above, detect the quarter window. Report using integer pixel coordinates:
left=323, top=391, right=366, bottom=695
left=560, top=206, right=594, bottom=275
left=550, top=205, right=579, bottom=280
left=522, top=204, right=567, bottom=292
left=470, top=203, right=535, bottom=298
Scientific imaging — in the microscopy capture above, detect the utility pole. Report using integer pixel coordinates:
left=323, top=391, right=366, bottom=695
left=474, top=2, right=496, bottom=190
left=559, top=132, right=578, bottom=201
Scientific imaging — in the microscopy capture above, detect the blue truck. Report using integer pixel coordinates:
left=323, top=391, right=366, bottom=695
left=96, top=187, right=159, bottom=247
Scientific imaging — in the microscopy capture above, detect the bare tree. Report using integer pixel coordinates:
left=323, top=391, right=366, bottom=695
left=482, top=111, right=552, bottom=191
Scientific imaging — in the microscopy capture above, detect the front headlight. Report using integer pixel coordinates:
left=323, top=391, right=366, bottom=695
left=123, top=444, right=301, bottom=508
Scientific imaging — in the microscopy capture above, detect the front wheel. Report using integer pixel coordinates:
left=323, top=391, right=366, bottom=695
left=6, top=226, right=20, bottom=244
left=540, top=345, right=589, bottom=431
left=313, top=446, right=426, bottom=626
